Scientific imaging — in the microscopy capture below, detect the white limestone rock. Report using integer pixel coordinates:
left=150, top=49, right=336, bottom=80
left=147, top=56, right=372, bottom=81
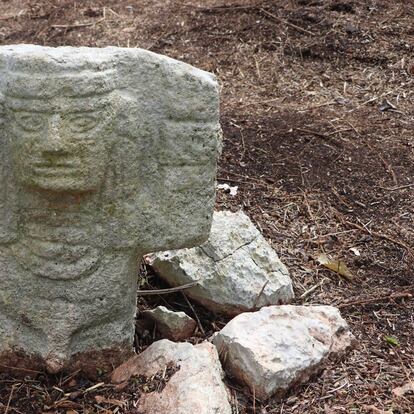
left=146, top=211, right=294, bottom=316
left=212, top=305, right=356, bottom=400
left=142, top=306, right=196, bottom=341
left=111, top=340, right=232, bottom=414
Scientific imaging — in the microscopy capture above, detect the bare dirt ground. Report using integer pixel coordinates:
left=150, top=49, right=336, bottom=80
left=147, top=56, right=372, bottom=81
left=0, top=0, right=413, bottom=413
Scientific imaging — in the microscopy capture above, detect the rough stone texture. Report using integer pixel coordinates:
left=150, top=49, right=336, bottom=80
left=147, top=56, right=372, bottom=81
left=0, top=45, right=220, bottom=373
left=146, top=210, right=294, bottom=316
left=111, top=340, right=232, bottom=414
left=142, top=306, right=196, bottom=341
left=212, top=305, right=356, bottom=400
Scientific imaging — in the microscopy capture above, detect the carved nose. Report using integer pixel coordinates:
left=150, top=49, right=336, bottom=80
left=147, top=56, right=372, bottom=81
left=42, top=115, right=69, bottom=156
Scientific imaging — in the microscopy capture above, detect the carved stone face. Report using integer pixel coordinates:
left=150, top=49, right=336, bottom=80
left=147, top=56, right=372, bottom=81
left=7, top=95, right=113, bottom=193
left=0, top=45, right=221, bottom=375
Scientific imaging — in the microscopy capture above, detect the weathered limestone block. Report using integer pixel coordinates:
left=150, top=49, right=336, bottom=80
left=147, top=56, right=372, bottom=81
left=212, top=305, right=356, bottom=400
left=0, top=45, right=221, bottom=373
left=142, top=306, right=197, bottom=341
left=146, top=211, right=294, bottom=316
left=111, top=340, right=232, bottom=414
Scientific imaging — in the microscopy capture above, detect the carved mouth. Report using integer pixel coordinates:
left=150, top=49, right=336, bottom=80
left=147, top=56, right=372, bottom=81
left=32, top=166, right=80, bottom=176
left=31, top=161, right=81, bottom=176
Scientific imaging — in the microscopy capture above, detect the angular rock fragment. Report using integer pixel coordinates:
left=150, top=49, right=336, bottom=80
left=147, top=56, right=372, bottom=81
left=146, top=211, right=294, bottom=316
left=212, top=305, right=355, bottom=400
left=111, top=340, right=232, bottom=414
left=142, top=306, right=196, bottom=341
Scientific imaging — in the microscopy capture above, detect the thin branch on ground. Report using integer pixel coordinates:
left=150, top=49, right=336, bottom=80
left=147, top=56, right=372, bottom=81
left=260, top=9, right=316, bottom=36
left=137, top=281, right=199, bottom=296
left=344, top=221, right=414, bottom=259
left=338, top=290, right=413, bottom=308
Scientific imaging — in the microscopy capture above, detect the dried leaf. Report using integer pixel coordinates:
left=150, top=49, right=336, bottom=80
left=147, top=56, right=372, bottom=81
left=384, top=335, right=400, bottom=347
left=392, top=381, right=414, bottom=397
left=316, top=253, right=354, bottom=281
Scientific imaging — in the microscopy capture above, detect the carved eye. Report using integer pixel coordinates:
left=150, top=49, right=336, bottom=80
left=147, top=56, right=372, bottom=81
left=14, top=111, right=46, bottom=132
left=68, top=114, right=99, bottom=133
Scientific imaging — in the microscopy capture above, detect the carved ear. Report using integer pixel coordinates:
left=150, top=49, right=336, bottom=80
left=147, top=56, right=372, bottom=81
left=0, top=94, right=18, bottom=244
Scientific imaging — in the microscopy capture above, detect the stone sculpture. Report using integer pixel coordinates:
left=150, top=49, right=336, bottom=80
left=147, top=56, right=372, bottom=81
left=0, top=45, right=221, bottom=373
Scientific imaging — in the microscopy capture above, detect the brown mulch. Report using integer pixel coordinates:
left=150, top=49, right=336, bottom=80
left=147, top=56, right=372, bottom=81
left=0, top=0, right=413, bottom=413
left=0, top=361, right=179, bottom=413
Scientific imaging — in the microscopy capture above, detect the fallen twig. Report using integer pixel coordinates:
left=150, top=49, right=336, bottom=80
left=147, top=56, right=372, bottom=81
left=296, top=128, right=343, bottom=147
left=0, top=364, right=42, bottom=374
left=84, top=382, right=105, bottom=393
left=344, top=221, right=414, bottom=259
left=367, top=142, right=398, bottom=186
left=219, top=169, right=271, bottom=187
left=260, top=9, right=316, bottom=36
left=0, top=10, right=26, bottom=20
left=338, top=290, right=413, bottom=308
left=51, top=18, right=105, bottom=30
left=52, top=22, right=94, bottom=29
left=4, top=385, right=15, bottom=414
left=137, top=280, right=199, bottom=296
left=380, top=183, right=414, bottom=191
left=300, top=278, right=328, bottom=299
left=239, top=97, right=280, bottom=107
left=181, top=292, right=205, bottom=335
left=185, top=3, right=261, bottom=11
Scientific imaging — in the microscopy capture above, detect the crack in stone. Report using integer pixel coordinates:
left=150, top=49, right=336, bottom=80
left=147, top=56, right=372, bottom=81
left=199, top=233, right=259, bottom=263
